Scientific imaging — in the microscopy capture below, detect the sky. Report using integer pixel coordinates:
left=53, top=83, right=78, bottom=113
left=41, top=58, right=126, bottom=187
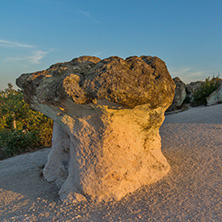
left=0, top=0, right=222, bottom=90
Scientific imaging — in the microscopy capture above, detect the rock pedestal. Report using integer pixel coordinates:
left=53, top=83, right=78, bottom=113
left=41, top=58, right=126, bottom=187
left=16, top=56, right=175, bottom=202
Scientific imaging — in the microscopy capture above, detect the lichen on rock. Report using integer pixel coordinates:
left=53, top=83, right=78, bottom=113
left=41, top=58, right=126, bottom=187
left=16, top=55, right=175, bottom=203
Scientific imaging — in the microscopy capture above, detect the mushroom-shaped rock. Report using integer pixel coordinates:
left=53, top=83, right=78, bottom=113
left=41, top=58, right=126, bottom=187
left=16, top=56, right=175, bottom=202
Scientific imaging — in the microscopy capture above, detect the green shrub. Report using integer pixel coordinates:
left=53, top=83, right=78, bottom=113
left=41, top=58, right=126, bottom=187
left=192, top=76, right=221, bottom=105
left=0, top=84, right=53, bottom=160
left=0, top=129, right=38, bottom=159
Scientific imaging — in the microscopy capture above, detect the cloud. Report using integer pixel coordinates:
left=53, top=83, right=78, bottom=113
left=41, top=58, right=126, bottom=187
left=78, top=10, right=101, bottom=24
left=169, top=66, right=209, bottom=83
left=27, top=50, right=48, bottom=64
left=92, top=52, right=102, bottom=57
left=6, top=50, right=48, bottom=65
left=0, top=39, right=34, bottom=48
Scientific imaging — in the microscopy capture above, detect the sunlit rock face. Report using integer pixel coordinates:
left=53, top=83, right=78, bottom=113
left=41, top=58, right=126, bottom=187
left=16, top=55, right=175, bottom=202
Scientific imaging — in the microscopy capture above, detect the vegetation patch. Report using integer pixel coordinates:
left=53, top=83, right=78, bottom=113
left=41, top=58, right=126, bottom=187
left=192, top=76, right=221, bottom=105
left=0, top=84, right=53, bottom=160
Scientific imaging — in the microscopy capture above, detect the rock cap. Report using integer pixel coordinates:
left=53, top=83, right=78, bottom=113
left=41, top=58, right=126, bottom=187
left=16, top=55, right=175, bottom=109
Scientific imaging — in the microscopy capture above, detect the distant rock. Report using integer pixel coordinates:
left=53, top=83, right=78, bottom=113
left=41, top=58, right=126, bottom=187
left=207, top=84, right=222, bottom=105
left=167, top=77, right=186, bottom=111
left=186, top=81, right=203, bottom=94
left=16, top=55, right=175, bottom=202
left=186, top=81, right=203, bottom=103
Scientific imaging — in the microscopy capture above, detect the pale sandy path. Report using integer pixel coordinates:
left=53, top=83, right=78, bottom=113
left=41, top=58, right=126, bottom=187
left=0, top=105, right=222, bottom=221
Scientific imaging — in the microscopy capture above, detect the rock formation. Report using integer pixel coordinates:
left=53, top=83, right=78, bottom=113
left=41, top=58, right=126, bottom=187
left=207, top=83, right=222, bottom=106
left=167, top=77, right=186, bottom=111
left=186, top=81, right=203, bottom=103
left=16, top=55, right=175, bottom=202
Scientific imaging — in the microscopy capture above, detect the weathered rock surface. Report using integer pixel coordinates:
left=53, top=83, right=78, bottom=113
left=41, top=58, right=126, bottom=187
left=207, top=83, right=222, bottom=106
left=173, top=77, right=186, bottom=106
left=16, top=55, right=175, bottom=202
left=167, top=77, right=186, bottom=111
left=186, top=81, right=203, bottom=103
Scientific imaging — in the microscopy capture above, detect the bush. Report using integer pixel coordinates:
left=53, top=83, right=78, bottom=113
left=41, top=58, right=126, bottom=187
left=0, top=84, right=53, bottom=160
left=192, top=76, right=221, bottom=105
left=0, top=129, right=38, bottom=159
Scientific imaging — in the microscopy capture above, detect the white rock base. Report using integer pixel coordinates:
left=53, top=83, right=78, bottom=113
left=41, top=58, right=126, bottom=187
left=43, top=102, right=170, bottom=202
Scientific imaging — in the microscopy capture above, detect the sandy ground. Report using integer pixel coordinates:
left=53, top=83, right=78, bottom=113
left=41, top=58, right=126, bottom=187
left=0, top=104, right=222, bottom=221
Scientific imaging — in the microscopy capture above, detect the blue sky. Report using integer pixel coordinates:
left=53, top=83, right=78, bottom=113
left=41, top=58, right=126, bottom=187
left=0, top=0, right=222, bottom=89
